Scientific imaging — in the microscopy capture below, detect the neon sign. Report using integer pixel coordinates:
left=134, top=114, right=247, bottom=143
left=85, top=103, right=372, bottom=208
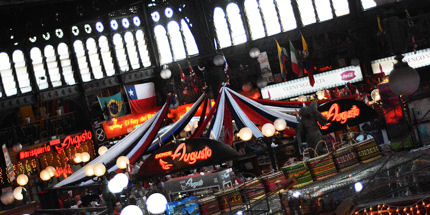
left=19, top=130, right=93, bottom=160
left=320, top=103, right=360, bottom=130
left=54, top=164, right=73, bottom=178
left=156, top=143, right=212, bottom=170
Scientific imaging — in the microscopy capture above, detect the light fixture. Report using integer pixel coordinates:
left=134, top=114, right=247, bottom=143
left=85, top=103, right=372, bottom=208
left=292, top=191, right=301, bottom=198
left=42, top=32, right=50, bottom=40
left=298, top=95, right=307, bottom=102
left=116, top=156, right=129, bottom=170
left=95, top=22, right=104, bottom=33
left=389, top=55, right=420, bottom=96
left=84, top=24, right=92, bottom=34
left=93, top=163, right=106, bottom=177
left=193, top=120, right=199, bottom=128
left=274, top=118, right=287, bottom=131
left=316, top=91, right=325, bottom=100
left=71, top=26, right=79, bottom=36
left=371, top=89, right=381, bottom=102
left=98, top=146, right=108, bottom=156
left=84, top=164, right=94, bottom=177
left=12, top=143, right=22, bottom=153
left=160, top=66, right=172, bottom=80
left=81, top=152, right=91, bottom=163
left=74, top=153, right=82, bottom=164
left=29, top=36, right=37, bottom=43
left=46, top=166, right=56, bottom=178
left=146, top=193, right=168, bottom=215
left=239, top=127, right=253, bottom=141
left=165, top=7, right=174, bottom=18
left=122, top=18, right=130, bottom=29
left=249, top=47, right=260, bottom=58
left=184, top=123, right=193, bottom=132
left=151, top=11, right=160, bottom=22
left=121, top=205, right=143, bottom=215
left=132, top=16, right=141, bottom=26
left=354, top=182, right=363, bottom=192
left=115, top=173, right=129, bottom=189
left=17, top=174, right=28, bottom=186
left=13, top=187, right=24, bottom=201
left=110, top=20, right=119, bottom=30
left=262, top=123, right=276, bottom=137
left=213, top=54, right=225, bottom=66
left=40, top=169, right=51, bottom=181
left=55, top=29, right=64, bottom=38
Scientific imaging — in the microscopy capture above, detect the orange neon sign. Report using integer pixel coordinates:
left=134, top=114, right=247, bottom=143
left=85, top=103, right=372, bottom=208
left=156, top=143, right=212, bottom=170
left=320, top=103, right=360, bottom=130
left=54, top=164, right=73, bottom=178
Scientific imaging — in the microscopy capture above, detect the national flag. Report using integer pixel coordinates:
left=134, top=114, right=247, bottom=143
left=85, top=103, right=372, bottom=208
left=98, top=92, right=126, bottom=120
left=304, top=68, right=315, bottom=86
left=301, top=33, right=309, bottom=58
left=223, top=56, right=231, bottom=85
left=378, top=63, right=386, bottom=77
left=177, top=63, right=187, bottom=83
left=188, top=61, right=198, bottom=93
left=276, top=40, right=289, bottom=82
left=289, top=41, right=301, bottom=76
left=124, top=82, right=157, bottom=114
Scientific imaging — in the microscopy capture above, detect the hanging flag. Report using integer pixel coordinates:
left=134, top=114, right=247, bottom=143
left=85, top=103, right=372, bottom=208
left=378, top=63, right=386, bottom=77
left=276, top=40, right=289, bottom=82
left=98, top=92, right=126, bottom=120
left=335, top=87, right=341, bottom=98
left=177, top=63, right=187, bottom=83
left=223, top=56, right=231, bottom=85
left=324, top=89, right=331, bottom=100
left=188, top=61, right=198, bottom=93
left=289, top=41, right=301, bottom=76
left=301, top=33, right=309, bottom=58
left=124, top=82, right=157, bottom=114
left=304, top=68, right=315, bottom=87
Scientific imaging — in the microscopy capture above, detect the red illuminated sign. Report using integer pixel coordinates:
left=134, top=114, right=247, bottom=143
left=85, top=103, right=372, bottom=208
left=54, top=164, right=73, bottom=178
left=19, top=130, right=92, bottom=160
left=341, top=70, right=356, bottom=81
left=156, top=143, right=212, bottom=170
left=320, top=103, right=360, bottom=130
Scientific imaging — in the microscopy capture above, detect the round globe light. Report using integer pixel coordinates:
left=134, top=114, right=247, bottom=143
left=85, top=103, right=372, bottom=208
left=146, top=193, right=168, bottom=214
left=93, top=163, right=106, bottom=177
left=298, top=95, right=307, bottom=102
left=84, top=164, right=95, bottom=177
left=114, top=173, right=129, bottom=189
left=354, top=182, right=363, bottom=192
left=249, top=47, right=260, bottom=58
left=46, top=166, right=56, bottom=178
left=213, top=54, right=225, bottom=66
left=12, top=143, right=22, bottom=153
left=98, top=146, right=108, bottom=156
left=274, top=118, right=287, bottom=131
left=40, top=169, right=51, bottom=181
left=239, top=127, right=253, bottom=141
left=13, top=187, right=24, bottom=200
left=116, top=156, right=129, bottom=170
left=371, top=89, right=381, bottom=102
left=262, top=123, right=276, bottom=137
left=389, top=55, right=420, bottom=96
left=73, top=153, right=82, bottom=164
left=316, top=91, right=325, bottom=100
left=81, top=152, right=91, bottom=163
left=160, top=68, right=172, bottom=80
left=17, top=174, right=28, bottom=186
left=108, top=177, right=124, bottom=194
left=121, top=205, right=143, bottom=215
left=1, top=191, right=14, bottom=205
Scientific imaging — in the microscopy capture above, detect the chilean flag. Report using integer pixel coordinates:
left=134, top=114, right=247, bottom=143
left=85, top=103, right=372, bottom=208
left=124, top=82, right=157, bottom=114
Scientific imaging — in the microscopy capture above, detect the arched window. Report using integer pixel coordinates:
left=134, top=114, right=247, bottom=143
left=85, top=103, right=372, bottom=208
left=275, top=0, right=297, bottom=31
left=361, top=0, right=376, bottom=10
left=57, top=43, right=76, bottom=85
left=73, top=40, right=91, bottom=82
left=86, top=38, right=104, bottom=79
left=124, top=32, right=141, bottom=70
left=12, top=50, right=32, bottom=93
left=213, top=7, right=232, bottom=48
left=43, top=45, right=62, bottom=87
left=259, top=0, right=281, bottom=36
left=135, top=30, right=152, bottom=67
left=226, top=3, right=247, bottom=45
left=296, top=0, right=317, bottom=26
left=244, top=0, right=265, bottom=40
left=112, top=33, right=130, bottom=72
left=154, top=25, right=173, bottom=65
left=167, top=21, right=186, bottom=61
left=30, top=47, right=49, bottom=90
left=332, top=0, right=350, bottom=16
left=181, top=20, right=199, bottom=56
left=98, top=36, right=115, bottom=76
left=315, top=0, right=333, bottom=22
left=0, top=52, right=17, bottom=96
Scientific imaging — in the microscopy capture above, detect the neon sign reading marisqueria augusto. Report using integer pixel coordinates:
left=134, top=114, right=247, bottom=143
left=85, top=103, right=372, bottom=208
left=19, top=130, right=92, bottom=160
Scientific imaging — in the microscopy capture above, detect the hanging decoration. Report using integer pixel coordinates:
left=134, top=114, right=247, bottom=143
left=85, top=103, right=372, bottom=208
left=354, top=199, right=430, bottom=215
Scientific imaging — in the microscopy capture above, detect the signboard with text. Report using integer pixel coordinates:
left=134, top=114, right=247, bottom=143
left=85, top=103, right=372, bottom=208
left=261, top=66, right=363, bottom=100
left=371, top=48, right=430, bottom=75
left=318, top=99, right=378, bottom=133
left=140, top=138, right=240, bottom=176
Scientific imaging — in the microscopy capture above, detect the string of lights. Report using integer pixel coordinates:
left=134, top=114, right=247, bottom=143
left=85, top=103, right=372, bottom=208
left=354, top=198, right=430, bottom=215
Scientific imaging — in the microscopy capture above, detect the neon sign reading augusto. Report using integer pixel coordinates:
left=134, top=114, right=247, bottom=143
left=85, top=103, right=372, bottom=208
left=155, top=143, right=212, bottom=170
left=320, top=103, right=360, bottom=130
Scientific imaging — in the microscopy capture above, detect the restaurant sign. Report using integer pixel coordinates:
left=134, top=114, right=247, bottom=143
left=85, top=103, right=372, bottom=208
left=140, top=138, right=240, bottom=176
left=318, top=99, right=378, bottom=133
left=261, top=66, right=363, bottom=100
left=371, top=48, right=430, bottom=75
left=19, top=130, right=92, bottom=160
